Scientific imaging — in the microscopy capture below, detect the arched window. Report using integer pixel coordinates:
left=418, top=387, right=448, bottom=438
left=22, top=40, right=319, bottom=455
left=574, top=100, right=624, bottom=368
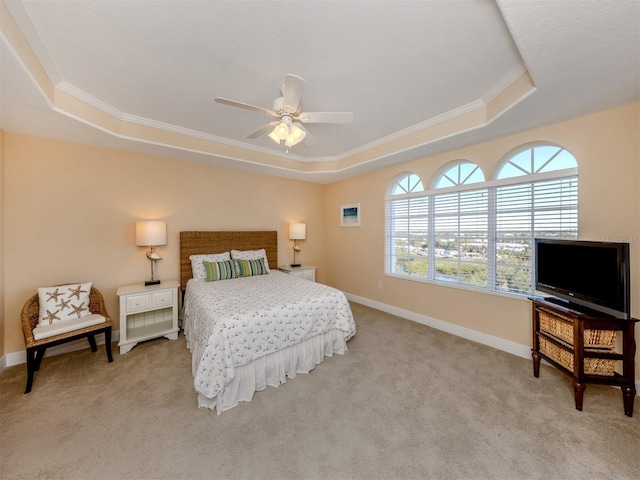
left=496, top=144, right=578, bottom=179
left=385, top=144, right=578, bottom=295
left=431, top=161, right=488, bottom=288
left=385, top=173, right=426, bottom=280
left=390, top=172, right=424, bottom=195
left=434, top=161, right=485, bottom=188
left=493, top=144, right=578, bottom=292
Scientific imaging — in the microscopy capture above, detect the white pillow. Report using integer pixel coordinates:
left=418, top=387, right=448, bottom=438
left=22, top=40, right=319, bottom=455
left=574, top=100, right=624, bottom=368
left=190, top=252, right=231, bottom=279
left=231, top=249, right=270, bottom=272
left=38, top=282, right=93, bottom=326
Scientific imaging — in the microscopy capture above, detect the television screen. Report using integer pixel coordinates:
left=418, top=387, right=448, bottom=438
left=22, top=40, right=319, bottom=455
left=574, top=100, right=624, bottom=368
left=535, top=238, right=630, bottom=318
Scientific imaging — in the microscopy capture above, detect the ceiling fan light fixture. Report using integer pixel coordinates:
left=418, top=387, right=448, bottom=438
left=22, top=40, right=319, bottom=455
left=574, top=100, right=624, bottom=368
left=267, top=129, right=280, bottom=143
left=275, top=121, right=289, bottom=140
left=216, top=74, right=352, bottom=149
left=285, top=124, right=306, bottom=147
left=268, top=123, right=288, bottom=144
left=269, top=116, right=300, bottom=145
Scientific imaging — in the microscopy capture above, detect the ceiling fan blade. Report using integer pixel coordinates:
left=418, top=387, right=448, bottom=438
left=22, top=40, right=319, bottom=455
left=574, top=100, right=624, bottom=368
left=282, top=74, right=305, bottom=113
left=215, top=97, right=278, bottom=117
left=298, top=111, right=354, bottom=124
left=247, top=122, right=278, bottom=139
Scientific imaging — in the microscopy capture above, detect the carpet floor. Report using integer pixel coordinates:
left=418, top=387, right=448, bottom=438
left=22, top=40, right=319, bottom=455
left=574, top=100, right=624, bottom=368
left=1, top=302, right=639, bottom=480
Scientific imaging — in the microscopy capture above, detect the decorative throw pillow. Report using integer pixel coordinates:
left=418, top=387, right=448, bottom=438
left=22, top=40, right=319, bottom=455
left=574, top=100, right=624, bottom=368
left=235, top=258, right=268, bottom=277
left=231, top=249, right=270, bottom=272
left=190, top=252, right=231, bottom=280
left=204, top=260, right=238, bottom=282
left=38, top=282, right=93, bottom=326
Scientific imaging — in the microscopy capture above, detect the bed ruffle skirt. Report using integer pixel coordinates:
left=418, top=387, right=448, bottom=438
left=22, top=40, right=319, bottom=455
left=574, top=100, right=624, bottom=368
left=197, top=328, right=348, bottom=413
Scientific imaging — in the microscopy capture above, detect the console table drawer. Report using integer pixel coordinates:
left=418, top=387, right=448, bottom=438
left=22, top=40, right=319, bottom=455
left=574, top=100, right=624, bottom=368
left=538, top=335, right=615, bottom=376
left=538, top=307, right=616, bottom=348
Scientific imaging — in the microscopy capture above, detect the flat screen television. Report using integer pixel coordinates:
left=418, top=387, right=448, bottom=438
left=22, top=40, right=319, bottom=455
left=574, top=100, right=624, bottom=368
left=534, top=238, right=631, bottom=319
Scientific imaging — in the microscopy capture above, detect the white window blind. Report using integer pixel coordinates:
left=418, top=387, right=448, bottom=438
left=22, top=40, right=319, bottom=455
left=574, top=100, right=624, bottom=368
left=494, top=175, right=578, bottom=294
left=433, top=189, right=488, bottom=288
left=385, top=146, right=578, bottom=296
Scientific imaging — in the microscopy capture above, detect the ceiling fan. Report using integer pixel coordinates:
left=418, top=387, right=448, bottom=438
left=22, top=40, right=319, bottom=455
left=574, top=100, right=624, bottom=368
left=215, top=74, right=354, bottom=148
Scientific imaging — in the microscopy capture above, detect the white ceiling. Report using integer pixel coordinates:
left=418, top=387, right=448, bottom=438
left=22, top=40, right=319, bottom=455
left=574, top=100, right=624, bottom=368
left=1, top=0, right=639, bottom=183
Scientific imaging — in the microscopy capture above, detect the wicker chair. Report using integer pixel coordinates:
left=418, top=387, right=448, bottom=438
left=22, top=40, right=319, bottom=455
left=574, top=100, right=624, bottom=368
left=21, top=285, right=114, bottom=393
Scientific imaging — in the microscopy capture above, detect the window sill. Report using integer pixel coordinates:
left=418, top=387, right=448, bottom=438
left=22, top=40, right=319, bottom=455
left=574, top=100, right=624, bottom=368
left=383, top=272, right=531, bottom=302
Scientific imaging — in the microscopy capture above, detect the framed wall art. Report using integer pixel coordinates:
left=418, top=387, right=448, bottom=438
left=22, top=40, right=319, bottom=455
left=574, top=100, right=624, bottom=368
left=340, top=203, right=361, bottom=227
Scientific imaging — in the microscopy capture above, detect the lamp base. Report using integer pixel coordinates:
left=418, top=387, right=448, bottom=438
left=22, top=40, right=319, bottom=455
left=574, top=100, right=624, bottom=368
left=290, top=264, right=301, bottom=268
left=145, top=280, right=161, bottom=286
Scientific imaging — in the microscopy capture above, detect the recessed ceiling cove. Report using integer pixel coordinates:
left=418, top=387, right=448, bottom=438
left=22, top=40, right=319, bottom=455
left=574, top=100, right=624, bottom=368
left=1, top=0, right=638, bottom=183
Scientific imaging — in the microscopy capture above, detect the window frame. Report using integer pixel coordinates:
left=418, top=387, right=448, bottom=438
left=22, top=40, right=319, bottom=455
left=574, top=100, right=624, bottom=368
left=385, top=150, right=578, bottom=298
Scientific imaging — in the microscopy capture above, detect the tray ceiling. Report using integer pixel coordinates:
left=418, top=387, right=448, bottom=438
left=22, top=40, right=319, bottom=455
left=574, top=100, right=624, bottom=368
left=1, top=0, right=638, bottom=183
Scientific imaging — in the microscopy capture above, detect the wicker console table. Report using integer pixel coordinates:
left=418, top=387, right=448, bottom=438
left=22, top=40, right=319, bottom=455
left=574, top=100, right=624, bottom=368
left=530, top=297, right=638, bottom=416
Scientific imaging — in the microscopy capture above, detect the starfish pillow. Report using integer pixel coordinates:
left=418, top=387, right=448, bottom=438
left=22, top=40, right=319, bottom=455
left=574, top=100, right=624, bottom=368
left=37, top=282, right=93, bottom=326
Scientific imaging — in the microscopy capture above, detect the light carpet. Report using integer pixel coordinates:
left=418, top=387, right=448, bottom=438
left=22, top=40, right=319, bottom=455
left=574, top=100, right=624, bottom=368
left=1, top=302, right=639, bottom=480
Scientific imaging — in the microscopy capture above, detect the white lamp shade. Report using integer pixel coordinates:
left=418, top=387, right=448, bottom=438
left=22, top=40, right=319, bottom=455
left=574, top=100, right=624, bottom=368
left=136, top=221, right=167, bottom=246
left=285, top=124, right=306, bottom=147
left=289, top=223, right=306, bottom=240
left=268, top=129, right=281, bottom=143
left=275, top=121, right=289, bottom=140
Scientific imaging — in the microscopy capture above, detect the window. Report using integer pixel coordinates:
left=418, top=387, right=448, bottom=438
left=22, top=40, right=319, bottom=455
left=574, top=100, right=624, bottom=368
left=434, top=161, right=485, bottom=188
left=391, top=172, right=424, bottom=195
left=386, top=173, right=427, bottom=277
left=432, top=162, right=488, bottom=288
left=385, top=144, right=578, bottom=296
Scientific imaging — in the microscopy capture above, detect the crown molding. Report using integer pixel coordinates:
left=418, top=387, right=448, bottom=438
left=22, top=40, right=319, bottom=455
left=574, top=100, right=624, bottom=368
left=2, top=1, right=535, bottom=180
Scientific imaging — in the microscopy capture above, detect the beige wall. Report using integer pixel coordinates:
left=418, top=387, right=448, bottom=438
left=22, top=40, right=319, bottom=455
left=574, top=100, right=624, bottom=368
left=2, top=103, right=639, bottom=380
left=1, top=129, right=5, bottom=358
left=3, top=134, right=325, bottom=354
left=324, top=103, right=640, bottom=370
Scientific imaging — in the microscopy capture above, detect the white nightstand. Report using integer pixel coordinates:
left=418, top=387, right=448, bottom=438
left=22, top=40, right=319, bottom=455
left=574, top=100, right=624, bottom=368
left=116, top=280, right=179, bottom=354
left=278, top=265, right=316, bottom=282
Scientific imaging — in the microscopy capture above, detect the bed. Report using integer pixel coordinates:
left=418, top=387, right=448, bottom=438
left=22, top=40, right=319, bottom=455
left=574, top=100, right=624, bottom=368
left=180, top=231, right=356, bottom=413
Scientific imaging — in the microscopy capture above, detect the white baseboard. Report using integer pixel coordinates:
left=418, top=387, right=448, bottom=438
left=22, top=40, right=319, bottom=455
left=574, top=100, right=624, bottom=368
left=3, top=297, right=638, bottom=396
left=344, top=293, right=640, bottom=394
left=1, top=331, right=120, bottom=370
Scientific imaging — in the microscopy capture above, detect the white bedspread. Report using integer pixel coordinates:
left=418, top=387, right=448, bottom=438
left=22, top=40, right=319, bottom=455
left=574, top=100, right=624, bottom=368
left=183, top=271, right=356, bottom=401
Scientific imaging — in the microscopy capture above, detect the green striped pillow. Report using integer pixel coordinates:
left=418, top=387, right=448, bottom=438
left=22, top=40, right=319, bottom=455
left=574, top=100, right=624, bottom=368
left=235, top=258, right=268, bottom=277
left=203, top=260, right=237, bottom=282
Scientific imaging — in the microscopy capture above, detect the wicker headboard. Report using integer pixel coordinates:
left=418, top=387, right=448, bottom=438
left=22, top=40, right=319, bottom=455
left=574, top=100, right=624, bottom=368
left=179, top=231, right=278, bottom=291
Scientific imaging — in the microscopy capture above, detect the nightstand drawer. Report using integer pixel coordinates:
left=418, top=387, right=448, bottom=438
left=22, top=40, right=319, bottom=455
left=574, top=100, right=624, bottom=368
left=126, top=294, right=150, bottom=313
left=151, top=290, right=173, bottom=307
